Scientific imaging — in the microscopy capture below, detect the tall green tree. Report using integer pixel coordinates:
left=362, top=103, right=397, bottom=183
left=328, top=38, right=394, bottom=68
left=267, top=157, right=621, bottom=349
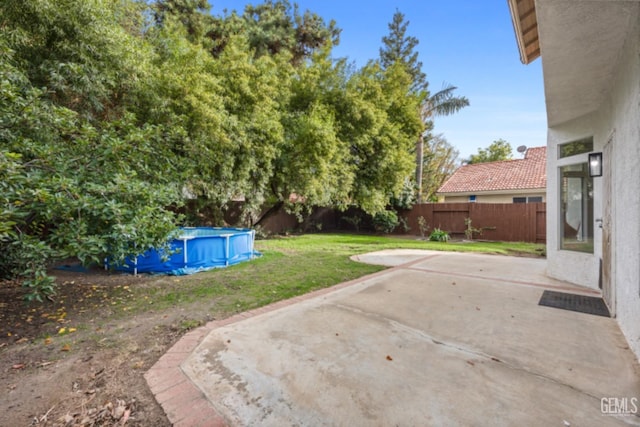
left=263, top=47, right=353, bottom=224
left=1, top=0, right=153, bottom=121
left=208, top=34, right=288, bottom=223
left=420, top=134, right=459, bottom=202
left=346, top=62, right=424, bottom=214
left=467, top=139, right=513, bottom=164
left=0, top=0, right=186, bottom=299
left=0, top=24, right=182, bottom=300
left=417, top=84, right=469, bottom=202
left=0, top=0, right=452, bottom=299
left=378, top=9, right=427, bottom=209
left=139, top=19, right=290, bottom=225
left=153, top=0, right=214, bottom=43
left=209, top=0, right=340, bottom=64
left=379, top=9, right=427, bottom=94
left=379, top=11, right=468, bottom=203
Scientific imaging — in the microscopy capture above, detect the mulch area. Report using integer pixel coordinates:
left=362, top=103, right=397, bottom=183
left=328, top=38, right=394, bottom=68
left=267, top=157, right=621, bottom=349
left=0, top=267, right=153, bottom=348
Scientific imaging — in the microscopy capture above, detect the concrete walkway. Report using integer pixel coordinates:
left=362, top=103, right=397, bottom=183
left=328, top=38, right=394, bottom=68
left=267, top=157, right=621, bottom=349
left=145, top=250, right=640, bottom=426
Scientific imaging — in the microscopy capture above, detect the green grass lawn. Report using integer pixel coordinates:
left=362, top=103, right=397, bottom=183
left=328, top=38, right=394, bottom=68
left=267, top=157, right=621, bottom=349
left=132, top=234, right=545, bottom=316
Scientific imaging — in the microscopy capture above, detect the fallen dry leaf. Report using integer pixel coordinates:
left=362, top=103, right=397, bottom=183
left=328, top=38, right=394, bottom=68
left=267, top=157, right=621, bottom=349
left=114, top=404, right=125, bottom=420
left=122, top=408, right=131, bottom=425
left=11, top=363, right=25, bottom=370
left=61, top=344, right=71, bottom=352
left=386, top=355, right=393, bottom=361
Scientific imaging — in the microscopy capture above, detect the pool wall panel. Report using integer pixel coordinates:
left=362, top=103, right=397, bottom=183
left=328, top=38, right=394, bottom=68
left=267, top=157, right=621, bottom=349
left=117, top=228, right=257, bottom=275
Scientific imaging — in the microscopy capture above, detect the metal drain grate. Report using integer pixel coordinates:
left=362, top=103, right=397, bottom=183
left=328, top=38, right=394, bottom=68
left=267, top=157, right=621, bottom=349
left=538, top=290, right=610, bottom=317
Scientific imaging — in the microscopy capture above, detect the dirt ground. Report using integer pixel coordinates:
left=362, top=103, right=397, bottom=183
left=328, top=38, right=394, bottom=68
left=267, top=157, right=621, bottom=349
left=0, top=267, right=215, bottom=426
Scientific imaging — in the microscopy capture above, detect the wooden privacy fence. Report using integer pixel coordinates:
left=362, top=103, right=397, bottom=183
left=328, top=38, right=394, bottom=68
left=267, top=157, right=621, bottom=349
left=240, top=202, right=546, bottom=244
left=401, top=203, right=546, bottom=243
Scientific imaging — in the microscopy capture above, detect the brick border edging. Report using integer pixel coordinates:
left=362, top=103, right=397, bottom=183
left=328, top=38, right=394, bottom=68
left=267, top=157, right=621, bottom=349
left=143, top=263, right=402, bottom=427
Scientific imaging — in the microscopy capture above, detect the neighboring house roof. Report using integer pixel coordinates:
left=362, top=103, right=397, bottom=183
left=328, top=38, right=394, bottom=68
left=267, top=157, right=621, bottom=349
left=437, top=147, right=546, bottom=194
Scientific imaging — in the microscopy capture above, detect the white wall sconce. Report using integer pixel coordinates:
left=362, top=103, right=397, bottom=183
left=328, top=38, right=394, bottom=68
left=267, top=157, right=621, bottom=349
left=589, top=152, right=603, bottom=177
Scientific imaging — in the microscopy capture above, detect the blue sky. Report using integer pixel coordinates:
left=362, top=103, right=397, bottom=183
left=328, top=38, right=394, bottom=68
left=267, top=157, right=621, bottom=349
left=210, top=1, right=547, bottom=160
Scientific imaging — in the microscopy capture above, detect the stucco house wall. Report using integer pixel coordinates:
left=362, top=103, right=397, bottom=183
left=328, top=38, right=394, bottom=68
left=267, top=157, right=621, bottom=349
left=546, top=113, right=601, bottom=289
left=603, top=12, right=640, bottom=357
left=546, top=10, right=640, bottom=357
left=440, top=192, right=545, bottom=204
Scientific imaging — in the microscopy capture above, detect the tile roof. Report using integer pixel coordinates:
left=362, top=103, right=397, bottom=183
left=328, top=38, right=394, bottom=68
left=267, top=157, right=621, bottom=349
left=437, top=146, right=546, bottom=194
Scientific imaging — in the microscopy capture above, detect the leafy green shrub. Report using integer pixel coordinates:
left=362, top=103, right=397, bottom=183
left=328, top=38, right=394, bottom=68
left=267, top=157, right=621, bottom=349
left=398, top=216, right=410, bottom=233
left=372, top=210, right=399, bottom=234
left=253, top=225, right=270, bottom=240
left=0, top=60, right=182, bottom=301
left=342, top=215, right=362, bottom=232
left=429, top=228, right=450, bottom=242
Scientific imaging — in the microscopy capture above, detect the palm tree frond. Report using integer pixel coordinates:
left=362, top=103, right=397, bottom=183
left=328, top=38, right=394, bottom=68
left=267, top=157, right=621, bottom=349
left=421, top=82, right=470, bottom=120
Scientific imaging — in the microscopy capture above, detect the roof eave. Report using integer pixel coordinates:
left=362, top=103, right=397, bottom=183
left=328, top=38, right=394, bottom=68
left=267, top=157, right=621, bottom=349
left=437, top=188, right=547, bottom=197
left=507, top=0, right=540, bottom=65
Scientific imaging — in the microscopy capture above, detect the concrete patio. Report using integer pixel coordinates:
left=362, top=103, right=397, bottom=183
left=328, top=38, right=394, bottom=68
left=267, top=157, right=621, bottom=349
left=145, top=250, right=640, bottom=426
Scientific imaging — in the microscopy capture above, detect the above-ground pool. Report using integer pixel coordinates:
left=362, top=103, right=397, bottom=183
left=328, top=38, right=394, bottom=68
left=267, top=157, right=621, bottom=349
left=118, top=227, right=258, bottom=275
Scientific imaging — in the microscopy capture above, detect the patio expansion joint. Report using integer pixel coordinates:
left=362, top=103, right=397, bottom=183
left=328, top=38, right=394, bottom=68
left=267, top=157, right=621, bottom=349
left=491, top=356, right=613, bottom=408
left=332, top=301, right=605, bottom=405
left=402, top=266, right=601, bottom=295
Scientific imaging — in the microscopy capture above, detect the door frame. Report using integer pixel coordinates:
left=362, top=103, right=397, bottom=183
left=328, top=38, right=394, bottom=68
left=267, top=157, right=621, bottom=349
left=602, top=133, right=615, bottom=315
